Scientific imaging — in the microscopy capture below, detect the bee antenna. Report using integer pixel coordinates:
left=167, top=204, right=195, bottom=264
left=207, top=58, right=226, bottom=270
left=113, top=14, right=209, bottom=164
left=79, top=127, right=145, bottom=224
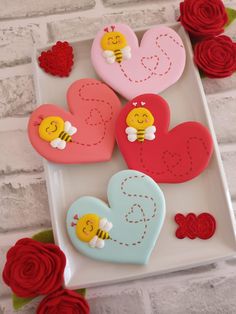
left=104, top=27, right=109, bottom=33
left=111, top=25, right=115, bottom=32
left=33, top=121, right=40, bottom=126
left=132, top=102, right=137, bottom=106
left=71, top=222, right=76, bottom=227
left=141, top=101, right=146, bottom=106
left=73, top=214, right=78, bottom=220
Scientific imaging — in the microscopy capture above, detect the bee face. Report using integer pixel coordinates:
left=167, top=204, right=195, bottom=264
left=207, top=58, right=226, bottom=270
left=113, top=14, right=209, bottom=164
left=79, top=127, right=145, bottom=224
left=126, top=107, right=154, bottom=129
left=76, top=214, right=99, bottom=242
left=101, top=31, right=127, bottom=51
left=38, top=116, right=64, bottom=142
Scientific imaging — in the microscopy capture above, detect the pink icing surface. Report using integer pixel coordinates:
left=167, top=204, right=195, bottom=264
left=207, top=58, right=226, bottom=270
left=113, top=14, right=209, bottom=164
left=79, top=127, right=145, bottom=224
left=91, top=24, right=186, bottom=100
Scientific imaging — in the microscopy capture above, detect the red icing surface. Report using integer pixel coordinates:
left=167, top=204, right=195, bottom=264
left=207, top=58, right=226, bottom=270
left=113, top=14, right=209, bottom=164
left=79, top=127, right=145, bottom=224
left=28, top=78, right=121, bottom=164
left=38, top=41, right=74, bottom=77
left=115, top=94, right=213, bottom=183
left=175, top=213, right=216, bottom=240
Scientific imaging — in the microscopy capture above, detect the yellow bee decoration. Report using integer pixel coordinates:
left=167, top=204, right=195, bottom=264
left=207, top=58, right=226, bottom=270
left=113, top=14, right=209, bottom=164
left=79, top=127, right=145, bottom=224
left=101, top=25, right=131, bottom=64
left=126, top=102, right=156, bottom=142
left=38, top=116, right=77, bottom=150
left=71, top=214, right=113, bottom=249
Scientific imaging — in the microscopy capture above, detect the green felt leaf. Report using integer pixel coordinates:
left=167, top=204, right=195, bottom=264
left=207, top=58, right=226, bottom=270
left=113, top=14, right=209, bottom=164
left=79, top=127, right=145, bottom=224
left=12, top=294, right=34, bottom=311
left=75, top=288, right=86, bottom=297
left=32, top=229, right=54, bottom=243
left=199, top=70, right=206, bottom=78
left=226, top=7, right=236, bottom=27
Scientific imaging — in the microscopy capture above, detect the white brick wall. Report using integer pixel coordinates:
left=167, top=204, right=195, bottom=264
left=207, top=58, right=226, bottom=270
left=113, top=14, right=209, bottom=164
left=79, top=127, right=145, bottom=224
left=0, top=0, right=236, bottom=313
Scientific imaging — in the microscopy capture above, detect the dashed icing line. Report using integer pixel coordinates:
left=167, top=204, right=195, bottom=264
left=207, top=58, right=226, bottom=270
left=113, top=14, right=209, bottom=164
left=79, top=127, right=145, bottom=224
left=139, top=137, right=210, bottom=178
left=72, top=82, right=114, bottom=146
left=118, top=33, right=183, bottom=83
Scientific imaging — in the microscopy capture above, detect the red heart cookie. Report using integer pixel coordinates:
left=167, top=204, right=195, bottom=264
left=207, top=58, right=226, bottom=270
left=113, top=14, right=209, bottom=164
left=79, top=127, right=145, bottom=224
left=115, top=94, right=213, bottom=183
left=28, top=79, right=121, bottom=164
left=38, top=41, right=74, bottom=77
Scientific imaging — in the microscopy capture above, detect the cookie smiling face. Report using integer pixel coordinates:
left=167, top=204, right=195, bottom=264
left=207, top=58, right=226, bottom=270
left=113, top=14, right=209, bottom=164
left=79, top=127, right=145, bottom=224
left=75, top=214, right=100, bottom=242
left=126, top=107, right=154, bottom=129
left=101, top=31, right=127, bottom=51
left=39, top=116, right=64, bottom=141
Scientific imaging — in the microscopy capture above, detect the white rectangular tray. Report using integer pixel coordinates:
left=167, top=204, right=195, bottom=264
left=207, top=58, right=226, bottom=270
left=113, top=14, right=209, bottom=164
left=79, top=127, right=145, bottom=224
left=34, top=23, right=236, bottom=289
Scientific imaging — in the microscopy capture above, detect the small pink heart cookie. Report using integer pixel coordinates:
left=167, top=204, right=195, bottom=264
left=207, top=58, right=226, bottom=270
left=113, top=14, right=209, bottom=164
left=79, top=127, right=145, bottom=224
left=91, top=24, right=186, bottom=100
left=28, top=78, right=121, bottom=164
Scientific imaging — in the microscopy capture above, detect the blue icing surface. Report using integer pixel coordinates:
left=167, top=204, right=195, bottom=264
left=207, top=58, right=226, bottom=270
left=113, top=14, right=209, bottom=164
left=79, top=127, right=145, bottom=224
left=66, top=170, right=166, bottom=264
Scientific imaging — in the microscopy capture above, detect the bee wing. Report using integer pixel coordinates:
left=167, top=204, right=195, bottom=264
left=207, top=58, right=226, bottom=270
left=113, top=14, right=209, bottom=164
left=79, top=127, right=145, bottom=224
left=96, top=238, right=105, bottom=249
left=50, top=138, right=66, bottom=150
left=125, top=127, right=137, bottom=142
left=125, top=127, right=137, bottom=134
left=89, top=236, right=105, bottom=249
left=144, top=126, right=156, bottom=140
left=103, top=50, right=116, bottom=64
left=121, top=46, right=131, bottom=60
left=100, top=217, right=113, bottom=232
left=64, top=121, right=77, bottom=136
left=89, top=236, right=98, bottom=248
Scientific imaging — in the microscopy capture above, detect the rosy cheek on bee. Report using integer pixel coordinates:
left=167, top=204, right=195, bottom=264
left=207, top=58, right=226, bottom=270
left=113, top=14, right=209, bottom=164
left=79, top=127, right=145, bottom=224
left=145, top=119, right=149, bottom=123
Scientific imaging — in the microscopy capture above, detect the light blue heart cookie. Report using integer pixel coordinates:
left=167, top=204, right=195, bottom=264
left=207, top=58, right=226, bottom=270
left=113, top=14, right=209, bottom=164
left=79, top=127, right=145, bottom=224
left=66, top=170, right=166, bottom=264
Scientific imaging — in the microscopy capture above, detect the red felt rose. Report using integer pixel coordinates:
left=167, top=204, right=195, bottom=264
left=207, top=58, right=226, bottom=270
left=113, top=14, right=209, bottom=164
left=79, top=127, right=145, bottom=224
left=179, top=0, right=228, bottom=37
left=194, top=35, right=236, bottom=78
left=2, top=238, right=66, bottom=298
left=37, top=289, right=90, bottom=314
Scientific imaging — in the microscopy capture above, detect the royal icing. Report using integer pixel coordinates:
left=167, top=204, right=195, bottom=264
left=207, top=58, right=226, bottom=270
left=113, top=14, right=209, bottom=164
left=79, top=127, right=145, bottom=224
left=28, top=78, right=121, bottom=164
left=38, top=41, right=74, bottom=77
left=66, top=170, right=166, bottom=264
left=91, top=24, right=186, bottom=99
left=116, top=94, right=213, bottom=183
left=175, top=213, right=216, bottom=240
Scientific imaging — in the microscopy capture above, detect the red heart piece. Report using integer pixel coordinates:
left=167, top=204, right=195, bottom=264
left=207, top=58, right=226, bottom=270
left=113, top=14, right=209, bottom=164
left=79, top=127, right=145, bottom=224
left=38, top=41, right=74, bottom=77
left=28, top=79, right=121, bottom=164
left=115, top=94, right=213, bottom=183
left=175, top=213, right=216, bottom=239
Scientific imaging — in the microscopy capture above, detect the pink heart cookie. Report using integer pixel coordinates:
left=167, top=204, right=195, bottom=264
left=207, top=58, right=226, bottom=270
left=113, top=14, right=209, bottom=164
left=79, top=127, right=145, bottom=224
left=115, top=94, right=213, bottom=183
left=91, top=24, right=186, bottom=100
left=28, top=78, right=121, bottom=164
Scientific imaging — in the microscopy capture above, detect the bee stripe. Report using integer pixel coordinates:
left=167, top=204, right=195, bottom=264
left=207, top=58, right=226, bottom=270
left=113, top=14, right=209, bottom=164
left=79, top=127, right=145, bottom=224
left=96, top=229, right=110, bottom=240
left=137, top=128, right=145, bottom=141
left=114, top=49, right=122, bottom=63
left=137, top=130, right=145, bottom=135
left=97, top=229, right=103, bottom=238
left=62, top=132, right=68, bottom=140
left=65, top=134, right=71, bottom=142
left=59, top=131, right=64, bottom=138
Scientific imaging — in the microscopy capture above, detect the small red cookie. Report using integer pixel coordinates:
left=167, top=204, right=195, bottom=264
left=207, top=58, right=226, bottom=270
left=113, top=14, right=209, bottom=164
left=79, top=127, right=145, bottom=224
left=175, top=213, right=216, bottom=240
left=38, top=41, right=74, bottom=77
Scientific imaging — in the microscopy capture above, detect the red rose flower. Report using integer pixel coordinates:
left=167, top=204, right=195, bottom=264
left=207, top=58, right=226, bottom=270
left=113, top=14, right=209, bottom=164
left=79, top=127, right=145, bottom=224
left=179, top=0, right=228, bottom=37
left=37, top=289, right=90, bottom=314
left=2, top=238, right=66, bottom=298
left=194, top=35, right=236, bottom=78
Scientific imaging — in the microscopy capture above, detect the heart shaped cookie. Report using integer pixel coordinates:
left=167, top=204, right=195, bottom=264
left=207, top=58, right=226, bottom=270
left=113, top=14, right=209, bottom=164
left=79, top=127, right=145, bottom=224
left=91, top=24, right=186, bottom=100
left=116, top=94, right=213, bottom=183
left=28, top=78, right=121, bottom=163
left=66, top=170, right=166, bottom=264
left=38, top=41, right=74, bottom=77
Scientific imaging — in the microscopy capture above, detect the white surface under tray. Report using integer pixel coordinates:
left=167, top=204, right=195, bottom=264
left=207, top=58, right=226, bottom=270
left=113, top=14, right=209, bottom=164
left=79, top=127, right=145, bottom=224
left=33, top=23, right=236, bottom=289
